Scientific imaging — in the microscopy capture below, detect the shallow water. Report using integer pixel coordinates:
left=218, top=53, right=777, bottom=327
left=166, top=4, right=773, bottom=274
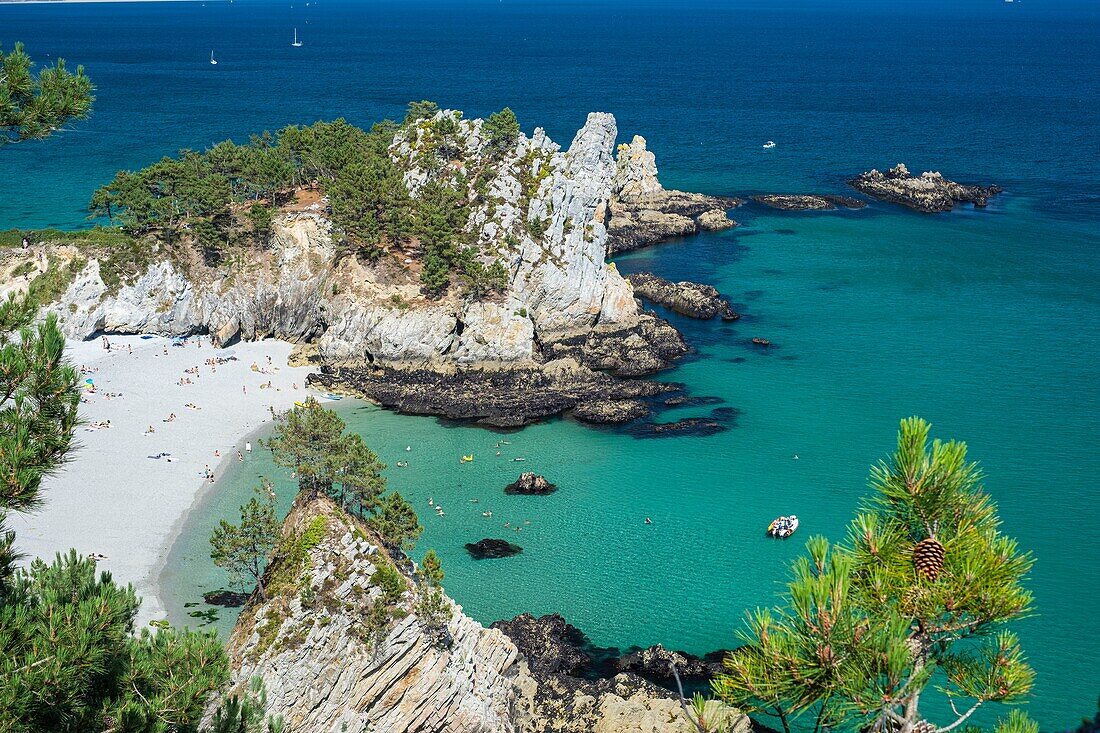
left=6, top=0, right=1100, bottom=727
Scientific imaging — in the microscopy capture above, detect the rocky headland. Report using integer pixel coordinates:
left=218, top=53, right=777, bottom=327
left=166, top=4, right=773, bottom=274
left=849, top=163, right=1002, bottom=212
left=13, top=110, right=744, bottom=429
left=750, top=193, right=866, bottom=211
left=605, top=136, right=740, bottom=254
left=218, top=493, right=746, bottom=732
left=625, top=272, right=739, bottom=320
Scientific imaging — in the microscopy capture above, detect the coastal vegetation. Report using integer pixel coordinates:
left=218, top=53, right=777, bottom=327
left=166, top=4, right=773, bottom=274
left=210, top=481, right=281, bottom=599
left=0, top=291, right=285, bottom=730
left=86, top=102, right=517, bottom=298
left=0, top=42, right=94, bottom=145
left=262, top=397, right=424, bottom=554
left=713, top=418, right=1037, bottom=733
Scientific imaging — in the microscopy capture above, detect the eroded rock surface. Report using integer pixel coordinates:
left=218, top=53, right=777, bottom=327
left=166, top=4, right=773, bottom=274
left=492, top=613, right=752, bottom=733
left=308, top=358, right=674, bottom=428
left=219, top=498, right=735, bottom=732
left=505, top=473, right=558, bottom=495
left=606, top=136, right=739, bottom=254
left=625, top=272, right=738, bottom=320
left=849, top=163, right=1002, bottom=212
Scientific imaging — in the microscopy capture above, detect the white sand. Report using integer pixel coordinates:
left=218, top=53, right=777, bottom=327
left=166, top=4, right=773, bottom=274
left=12, top=334, right=320, bottom=627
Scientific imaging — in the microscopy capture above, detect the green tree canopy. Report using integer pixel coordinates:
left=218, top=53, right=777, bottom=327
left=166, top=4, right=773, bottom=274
left=0, top=551, right=229, bottom=732
left=403, top=100, right=440, bottom=125
left=483, top=107, right=519, bottom=155
left=1, top=42, right=94, bottom=145
left=210, top=481, right=281, bottom=598
left=0, top=296, right=80, bottom=584
left=367, top=492, right=423, bottom=553
left=263, top=398, right=387, bottom=516
left=713, top=418, right=1036, bottom=733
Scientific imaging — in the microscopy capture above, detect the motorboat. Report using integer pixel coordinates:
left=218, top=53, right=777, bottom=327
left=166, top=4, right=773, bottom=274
left=762, top=141, right=776, bottom=149
left=767, top=515, right=799, bottom=538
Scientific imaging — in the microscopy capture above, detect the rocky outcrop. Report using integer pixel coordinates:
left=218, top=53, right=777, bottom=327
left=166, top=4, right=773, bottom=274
left=606, top=136, right=739, bottom=254
left=220, top=496, right=739, bottom=733
left=45, top=111, right=724, bottom=426
left=615, top=644, right=728, bottom=682
left=750, top=194, right=866, bottom=211
left=466, top=538, right=524, bottom=559
left=505, top=473, right=558, bottom=495
left=221, top=494, right=533, bottom=733
left=570, top=397, right=651, bottom=425
left=625, top=272, right=739, bottom=320
left=492, top=614, right=751, bottom=733
left=539, top=314, right=688, bottom=378
left=308, top=358, right=675, bottom=428
left=848, top=164, right=1002, bottom=213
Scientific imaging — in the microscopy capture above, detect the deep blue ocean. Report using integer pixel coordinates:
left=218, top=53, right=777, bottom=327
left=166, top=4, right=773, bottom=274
left=3, top=1, right=1098, bottom=729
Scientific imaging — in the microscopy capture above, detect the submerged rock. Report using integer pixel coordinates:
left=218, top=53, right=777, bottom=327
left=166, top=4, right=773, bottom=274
left=202, top=589, right=250, bottom=607
left=625, top=272, right=739, bottom=320
left=505, top=472, right=557, bottom=495
left=466, top=538, right=524, bottom=559
left=849, top=163, right=1002, bottom=212
left=751, top=194, right=866, bottom=211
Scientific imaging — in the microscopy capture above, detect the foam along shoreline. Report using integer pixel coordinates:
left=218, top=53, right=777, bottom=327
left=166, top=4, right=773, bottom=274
left=12, top=334, right=318, bottom=628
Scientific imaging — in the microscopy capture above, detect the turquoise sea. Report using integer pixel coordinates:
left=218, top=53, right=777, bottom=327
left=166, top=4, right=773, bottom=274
left=4, top=0, right=1099, bottom=728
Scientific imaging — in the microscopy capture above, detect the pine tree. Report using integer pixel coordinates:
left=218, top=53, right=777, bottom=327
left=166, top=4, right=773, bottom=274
left=210, top=481, right=280, bottom=598
left=0, top=296, right=80, bottom=585
left=1, top=42, right=94, bottom=145
left=368, top=492, right=423, bottom=554
left=0, top=551, right=229, bottom=731
left=483, top=107, right=520, bottom=155
left=713, top=418, right=1036, bottom=733
left=264, top=398, right=386, bottom=514
left=414, top=549, right=451, bottom=646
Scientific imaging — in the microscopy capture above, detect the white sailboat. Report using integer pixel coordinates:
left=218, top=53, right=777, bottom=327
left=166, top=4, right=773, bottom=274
left=210, top=50, right=218, bottom=65
left=292, top=28, right=303, bottom=47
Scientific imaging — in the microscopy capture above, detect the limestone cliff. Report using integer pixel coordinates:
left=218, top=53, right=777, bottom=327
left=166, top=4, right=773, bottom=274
left=223, top=493, right=746, bottom=733
left=50, top=113, right=653, bottom=364
left=605, top=136, right=740, bottom=254
left=33, top=110, right=735, bottom=425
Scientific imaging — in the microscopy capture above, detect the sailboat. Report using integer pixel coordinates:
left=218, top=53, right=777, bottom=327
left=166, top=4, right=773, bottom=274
left=292, top=28, right=303, bottom=47
left=209, top=50, right=218, bottom=65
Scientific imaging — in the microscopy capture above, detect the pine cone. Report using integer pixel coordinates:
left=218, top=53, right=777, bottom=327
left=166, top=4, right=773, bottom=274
left=913, top=537, right=945, bottom=580
left=911, top=721, right=937, bottom=733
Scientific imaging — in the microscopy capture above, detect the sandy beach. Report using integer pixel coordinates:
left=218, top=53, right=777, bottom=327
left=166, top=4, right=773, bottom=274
left=12, top=334, right=320, bottom=627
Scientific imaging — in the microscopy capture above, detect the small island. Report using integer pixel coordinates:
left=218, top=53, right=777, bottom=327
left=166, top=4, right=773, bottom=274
left=849, top=163, right=1002, bottom=212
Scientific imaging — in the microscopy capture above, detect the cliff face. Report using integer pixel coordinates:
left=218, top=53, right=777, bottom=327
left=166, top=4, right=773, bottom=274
left=224, top=494, right=533, bottom=732
left=51, top=112, right=652, bottom=368
left=223, top=495, right=745, bottom=733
